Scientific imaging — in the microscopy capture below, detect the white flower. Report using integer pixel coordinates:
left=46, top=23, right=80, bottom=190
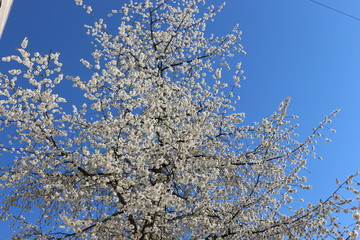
left=215, top=68, right=222, bottom=79
left=82, top=148, right=90, bottom=156
left=8, top=69, right=21, bottom=75
left=86, top=6, right=92, bottom=14
left=353, top=212, right=360, bottom=222
left=2, top=56, right=11, bottom=62
left=54, top=74, right=64, bottom=84
left=75, top=0, right=83, bottom=5
left=21, top=37, right=28, bottom=49
left=236, top=62, right=242, bottom=69
left=330, top=109, right=341, bottom=116
left=350, top=230, right=358, bottom=240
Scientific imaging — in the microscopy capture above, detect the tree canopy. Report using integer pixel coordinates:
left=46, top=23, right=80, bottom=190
left=0, top=0, right=359, bottom=239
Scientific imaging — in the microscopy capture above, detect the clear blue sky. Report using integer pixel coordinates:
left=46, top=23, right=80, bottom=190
left=0, top=0, right=359, bottom=238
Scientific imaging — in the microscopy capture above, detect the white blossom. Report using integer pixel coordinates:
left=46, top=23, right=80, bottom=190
left=21, top=37, right=28, bottom=49
left=74, top=0, right=83, bottom=6
left=350, top=230, right=358, bottom=239
left=215, top=68, right=222, bottom=79
left=353, top=212, right=360, bottom=222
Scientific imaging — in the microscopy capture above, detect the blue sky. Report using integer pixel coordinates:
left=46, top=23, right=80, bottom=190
left=0, top=0, right=360, bottom=237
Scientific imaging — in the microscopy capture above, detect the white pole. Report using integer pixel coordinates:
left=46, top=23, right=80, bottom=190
left=0, top=0, right=14, bottom=39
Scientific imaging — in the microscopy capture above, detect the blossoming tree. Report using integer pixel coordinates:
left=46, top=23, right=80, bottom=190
left=0, top=0, right=359, bottom=239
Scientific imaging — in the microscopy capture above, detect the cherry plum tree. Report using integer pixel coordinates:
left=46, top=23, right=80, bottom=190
left=0, top=0, right=359, bottom=239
